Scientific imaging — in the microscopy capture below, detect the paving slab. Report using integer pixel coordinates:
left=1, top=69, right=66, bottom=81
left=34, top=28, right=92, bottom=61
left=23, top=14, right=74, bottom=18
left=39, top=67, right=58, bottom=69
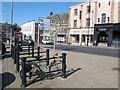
left=2, top=48, right=118, bottom=88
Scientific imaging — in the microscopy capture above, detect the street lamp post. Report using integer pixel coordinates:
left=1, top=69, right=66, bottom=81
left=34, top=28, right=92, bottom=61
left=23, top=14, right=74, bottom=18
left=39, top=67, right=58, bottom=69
left=38, top=17, right=40, bottom=46
left=87, top=1, right=91, bottom=46
left=10, top=0, right=13, bottom=53
left=50, top=19, right=56, bottom=51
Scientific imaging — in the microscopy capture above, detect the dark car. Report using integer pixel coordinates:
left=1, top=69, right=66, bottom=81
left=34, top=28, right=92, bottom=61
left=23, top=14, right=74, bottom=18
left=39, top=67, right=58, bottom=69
left=22, top=39, right=34, bottom=46
left=0, top=41, right=6, bottom=55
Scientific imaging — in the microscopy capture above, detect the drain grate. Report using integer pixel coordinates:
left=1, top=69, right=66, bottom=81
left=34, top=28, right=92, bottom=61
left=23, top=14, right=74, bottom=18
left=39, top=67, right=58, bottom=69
left=111, top=67, right=120, bottom=71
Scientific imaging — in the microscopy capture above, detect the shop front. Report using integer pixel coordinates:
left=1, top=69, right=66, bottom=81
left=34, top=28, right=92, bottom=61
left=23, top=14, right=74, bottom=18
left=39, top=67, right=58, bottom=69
left=57, top=33, right=66, bottom=43
left=70, top=28, right=94, bottom=46
left=94, top=23, right=120, bottom=47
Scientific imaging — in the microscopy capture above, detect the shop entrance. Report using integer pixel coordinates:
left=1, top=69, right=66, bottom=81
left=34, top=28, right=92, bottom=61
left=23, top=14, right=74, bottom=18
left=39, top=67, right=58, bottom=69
left=97, top=31, right=108, bottom=43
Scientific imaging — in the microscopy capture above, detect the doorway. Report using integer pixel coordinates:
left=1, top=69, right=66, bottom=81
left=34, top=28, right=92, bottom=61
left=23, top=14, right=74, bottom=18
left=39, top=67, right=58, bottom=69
left=97, top=31, right=108, bottom=43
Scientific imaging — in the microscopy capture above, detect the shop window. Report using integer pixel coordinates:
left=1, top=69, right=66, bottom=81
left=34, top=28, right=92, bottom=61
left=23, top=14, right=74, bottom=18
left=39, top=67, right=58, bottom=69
left=90, top=35, right=93, bottom=42
left=76, top=35, right=79, bottom=43
left=82, top=35, right=85, bottom=42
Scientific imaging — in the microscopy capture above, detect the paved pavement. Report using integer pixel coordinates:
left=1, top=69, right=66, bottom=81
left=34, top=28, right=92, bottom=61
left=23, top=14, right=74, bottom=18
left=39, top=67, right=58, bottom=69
left=2, top=46, right=119, bottom=88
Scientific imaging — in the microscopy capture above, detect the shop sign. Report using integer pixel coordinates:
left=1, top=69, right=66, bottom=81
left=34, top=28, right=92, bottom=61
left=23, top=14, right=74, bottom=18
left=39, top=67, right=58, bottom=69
left=98, top=28, right=107, bottom=31
left=70, top=31, right=80, bottom=34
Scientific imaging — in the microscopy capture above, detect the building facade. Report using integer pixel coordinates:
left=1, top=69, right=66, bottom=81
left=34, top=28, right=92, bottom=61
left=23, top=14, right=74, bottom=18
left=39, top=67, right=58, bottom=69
left=47, top=13, right=69, bottom=43
left=0, top=22, right=21, bottom=42
left=69, top=0, right=120, bottom=46
left=94, top=0, right=120, bottom=46
left=21, top=20, right=36, bottom=41
left=21, top=19, right=55, bottom=43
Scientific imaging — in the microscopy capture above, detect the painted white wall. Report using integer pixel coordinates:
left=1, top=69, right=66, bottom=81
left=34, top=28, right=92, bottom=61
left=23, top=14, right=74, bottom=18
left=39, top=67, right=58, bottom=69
left=118, top=0, right=120, bottom=23
left=21, top=20, right=35, bottom=41
left=97, top=0, right=120, bottom=23
left=69, top=2, right=96, bottom=28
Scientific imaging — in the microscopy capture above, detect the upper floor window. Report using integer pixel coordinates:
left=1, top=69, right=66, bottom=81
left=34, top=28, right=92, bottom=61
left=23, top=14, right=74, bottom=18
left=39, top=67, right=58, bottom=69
left=98, top=3, right=101, bottom=8
left=74, top=9, right=78, bottom=16
left=87, top=5, right=91, bottom=13
left=101, top=13, right=106, bottom=24
left=62, top=26, right=67, bottom=32
left=107, top=17, right=110, bottom=23
left=62, top=18, right=68, bottom=24
left=86, top=18, right=90, bottom=27
left=74, top=20, right=77, bottom=28
left=79, top=11, right=82, bottom=19
left=108, top=1, right=110, bottom=6
left=98, top=18, right=100, bottom=23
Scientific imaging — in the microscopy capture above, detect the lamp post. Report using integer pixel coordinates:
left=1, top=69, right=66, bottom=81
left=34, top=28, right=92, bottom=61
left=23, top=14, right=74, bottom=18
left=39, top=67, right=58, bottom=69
left=5, top=14, right=8, bottom=23
left=10, top=0, right=13, bottom=53
left=38, top=17, right=40, bottom=46
left=87, top=1, right=91, bottom=46
left=50, top=19, right=56, bottom=51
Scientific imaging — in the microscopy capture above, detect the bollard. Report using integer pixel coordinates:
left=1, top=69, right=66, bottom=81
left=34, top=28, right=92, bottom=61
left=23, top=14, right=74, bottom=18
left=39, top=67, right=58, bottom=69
left=12, top=46, right=14, bottom=59
left=11, top=45, right=13, bottom=58
left=61, top=53, right=67, bottom=78
left=28, top=45, right=30, bottom=55
left=32, top=45, right=34, bottom=57
left=14, top=46, right=17, bottom=64
left=37, top=46, right=40, bottom=57
left=16, top=50, right=20, bottom=72
left=21, top=57, right=27, bottom=87
left=46, top=49, right=49, bottom=66
left=11, top=45, right=13, bottom=57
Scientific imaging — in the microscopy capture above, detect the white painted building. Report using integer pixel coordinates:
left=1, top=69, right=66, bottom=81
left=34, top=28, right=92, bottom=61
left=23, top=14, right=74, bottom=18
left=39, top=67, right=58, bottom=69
left=21, top=19, right=56, bottom=43
left=21, top=20, right=36, bottom=41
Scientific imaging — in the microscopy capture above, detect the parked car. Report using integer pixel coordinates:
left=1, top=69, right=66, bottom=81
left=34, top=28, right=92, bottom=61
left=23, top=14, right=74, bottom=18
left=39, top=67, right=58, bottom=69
left=42, top=39, right=53, bottom=45
left=22, top=39, right=34, bottom=46
left=0, top=41, right=6, bottom=55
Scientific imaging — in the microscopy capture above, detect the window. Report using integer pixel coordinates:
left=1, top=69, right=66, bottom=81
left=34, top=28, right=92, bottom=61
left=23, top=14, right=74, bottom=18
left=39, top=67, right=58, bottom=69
left=79, top=11, right=82, bottom=19
left=98, top=3, right=101, bottom=8
left=101, top=13, right=106, bottom=23
left=86, top=18, right=90, bottom=27
left=98, top=18, right=100, bottom=23
left=82, top=35, right=85, bottom=42
left=109, top=1, right=110, bottom=6
left=74, top=20, right=77, bottom=28
left=74, top=9, right=78, bottom=16
left=62, top=26, right=67, bottom=32
left=62, top=18, right=68, bottom=24
left=87, top=6, right=91, bottom=13
left=107, top=17, right=110, bottom=23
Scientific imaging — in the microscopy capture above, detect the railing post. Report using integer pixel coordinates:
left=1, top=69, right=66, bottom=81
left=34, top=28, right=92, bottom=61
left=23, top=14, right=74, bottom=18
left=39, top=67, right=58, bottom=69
left=28, top=45, right=30, bottom=55
left=21, top=57, right=27, bottom=87
left=32, top=45, right=34, bottom=57
left=46, top=49, right=49, bottom=66
left=37, top=46, right=40, bottom=57
left=16, top=47, right=20, bottom=72
left=61, top=53, right=67, bottom=78
left=14, top=46, right=17, bottom=64
left=12, top=46, right=14, bottom=59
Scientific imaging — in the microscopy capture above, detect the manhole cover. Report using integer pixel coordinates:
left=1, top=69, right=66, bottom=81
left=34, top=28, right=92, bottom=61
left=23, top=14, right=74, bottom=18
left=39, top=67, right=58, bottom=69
left=111, top=68, right=120, bottom=71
